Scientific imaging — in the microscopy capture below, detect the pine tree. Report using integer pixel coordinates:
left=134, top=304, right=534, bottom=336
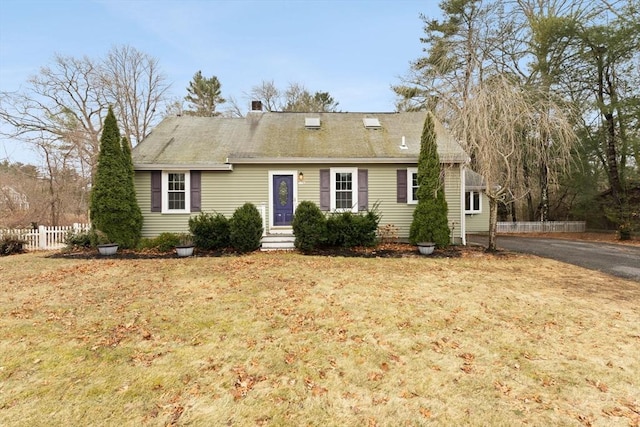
left=409, top=113, right=450, bottom=247
left=90, top=107, right=142, bottom=248
left=184, top=70, right=225, bottom=116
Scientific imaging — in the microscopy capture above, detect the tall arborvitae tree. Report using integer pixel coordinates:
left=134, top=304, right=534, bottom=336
left=184, top=70, right=225, bottom=116
left=409, top=113, right=450, bottom=247
left=90, top=107, right=142, bottom=248
left=120, top=136, right=143, bottom=243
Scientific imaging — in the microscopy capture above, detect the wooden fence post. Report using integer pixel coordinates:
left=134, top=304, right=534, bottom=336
left=38, top=225, right=47, bottom=250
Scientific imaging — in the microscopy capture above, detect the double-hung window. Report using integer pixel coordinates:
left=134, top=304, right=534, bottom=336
left=465, top=191, right=481, bottom=214
left=162, top=171, right=190, bottom=213
left=330, top=168, right=358, bottom=212
left=407, top=167, right=418, bottom=204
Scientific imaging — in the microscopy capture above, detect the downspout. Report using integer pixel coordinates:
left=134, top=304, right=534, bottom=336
left=461, top=167, right=466, bottom=245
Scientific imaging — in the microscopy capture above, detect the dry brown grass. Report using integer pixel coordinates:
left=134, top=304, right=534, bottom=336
left=1, top=251, right=639, bottom=426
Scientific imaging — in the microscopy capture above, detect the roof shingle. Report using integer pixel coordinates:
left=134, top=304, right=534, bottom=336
left=132, top=111, right=467, bottom=168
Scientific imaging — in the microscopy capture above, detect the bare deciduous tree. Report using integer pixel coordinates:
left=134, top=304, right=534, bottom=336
left=0, top=46, right=169, bottom=224
left=456, top=75, right=576, bottom=250
left=248, top=80, right=339, bottom=112
left=249, top=80, right=281, bottom=112
left=102, top=45, right=170, bottom=145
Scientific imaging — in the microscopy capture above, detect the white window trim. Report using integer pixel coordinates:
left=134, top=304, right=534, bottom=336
left=465, top=190, right=482, bottom=214
left=162, top=171, right=191, bottom=214
left=330, top=167, right=358, bottom=213
left=407, top=167, right=418, bottom=204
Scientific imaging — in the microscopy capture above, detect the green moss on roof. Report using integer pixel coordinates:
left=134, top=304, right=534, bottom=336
left=132, top=112, right=467, bottom=167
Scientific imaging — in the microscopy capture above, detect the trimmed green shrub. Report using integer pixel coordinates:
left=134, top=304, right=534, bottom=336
left=189, top=212, right=230, bottom=250
left=65, top=229, right=110, bottom=248
left=136, top=237, right=156, bottom=251
left=1, top=235, right=26, bottom=256
left=151, top=232, right=182, bottom=252
left=326, top=208, right=380, bottom=248
left=137, top=233, right=192, bottom=252
left=92, top=229, right=113, bottom=246
left=229, top=203, right=263, bottom=253
left=292, top=201, right=327, bottom=252
left=64, top=230, right=93, bottom=248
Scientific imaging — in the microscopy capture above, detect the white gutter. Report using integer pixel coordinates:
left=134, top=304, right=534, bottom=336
left=227, top=156, right=467, bottom=164
left=134, top=163, right=233, bottom=171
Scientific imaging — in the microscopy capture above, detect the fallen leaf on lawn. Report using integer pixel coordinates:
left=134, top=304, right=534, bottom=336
left=586, top=378, right=608, bottom=392
left=494, top=381, right=511, bottom=395
left=368, top=372, right=384, bottom=381
left=419, top=407, right=432, bottom=418
left=461, top=363, right=474, bottom=374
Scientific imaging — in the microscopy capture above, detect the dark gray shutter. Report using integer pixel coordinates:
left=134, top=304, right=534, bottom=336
left=319, top=169, right=330, bottom=211
left=151, top=170, right=162, bottom=212
left=358, top=169, right=368, bottom=211
left=397, top=169, right=407, bottom=203
left=190, top=171, right=201, bottom=212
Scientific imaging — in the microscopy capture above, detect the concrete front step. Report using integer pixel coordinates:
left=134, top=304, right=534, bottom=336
left=261, top=234, right=295, bottom=251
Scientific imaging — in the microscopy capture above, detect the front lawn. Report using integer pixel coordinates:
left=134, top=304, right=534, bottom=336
left=1, top=251, right=638, bottom=426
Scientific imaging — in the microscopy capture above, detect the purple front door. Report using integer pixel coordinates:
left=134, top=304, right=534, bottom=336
left=273, top=174, right=294, bottom=226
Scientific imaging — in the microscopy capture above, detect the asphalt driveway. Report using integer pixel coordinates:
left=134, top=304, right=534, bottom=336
left=466, top=234, right=640, bottom=282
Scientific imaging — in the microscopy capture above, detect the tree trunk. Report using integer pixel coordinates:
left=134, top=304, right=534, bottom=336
left=604, top=111, right=623, bottom=203
left=539, top=158, right=549, bottom=221
left=487, top=197, right=498, bottom=252
left=523, top=162, right=536, bottom=220
left=596, top=50, right=623, bottom=204
left=510, top=200, right=517, bottom=222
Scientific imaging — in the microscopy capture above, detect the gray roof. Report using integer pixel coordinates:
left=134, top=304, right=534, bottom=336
left=132, top=111, right=468, bottom=169
left=465, top=169, right=486, bottom=190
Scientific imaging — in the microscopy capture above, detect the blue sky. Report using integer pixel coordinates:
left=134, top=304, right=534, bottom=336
left=0, top=0, right=439, bottom=164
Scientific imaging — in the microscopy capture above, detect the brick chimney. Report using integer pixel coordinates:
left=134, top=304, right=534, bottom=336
left=251, top=100, right=263, bottom=111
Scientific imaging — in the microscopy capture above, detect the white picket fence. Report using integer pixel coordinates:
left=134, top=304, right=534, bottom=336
left=496, top=221, right=586, bottom=233
left=0, top=223, right=91, bottom=251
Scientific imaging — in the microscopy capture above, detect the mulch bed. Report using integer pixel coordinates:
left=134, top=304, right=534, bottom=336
left=47, top=242, right=484, bottom=260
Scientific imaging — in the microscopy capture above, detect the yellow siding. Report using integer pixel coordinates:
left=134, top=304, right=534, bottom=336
left=135, top=163, right=464, bottom=242
left=135, top=172, right=192, bottom=237
left=443, top=165, right=463, bottom=243
left=465, top=192, right=490, bottom=233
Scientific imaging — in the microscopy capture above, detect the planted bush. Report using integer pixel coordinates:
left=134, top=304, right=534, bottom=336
left=150, top=232, right=182, bottom=252
left=326, top=208, right=380, bottom=248
left=1, top=235, right=26, bottom=256
left=189, top=212, right=230, bottom=250
left=64, top=230, right=93, bottom=249
left=229, top=203, right=263, bottom=253
left=292, top=201, right=327, bottom=253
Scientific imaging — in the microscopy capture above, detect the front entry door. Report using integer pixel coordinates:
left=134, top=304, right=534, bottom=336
left=273, top=174, right=294, bottom=226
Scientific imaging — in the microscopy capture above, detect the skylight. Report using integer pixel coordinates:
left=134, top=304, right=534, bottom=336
left=305, top=117, right=321, bottom=129
left=363, top=117, right=381, bottom=129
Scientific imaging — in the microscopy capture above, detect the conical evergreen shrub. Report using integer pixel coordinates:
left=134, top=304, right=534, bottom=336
left=409, top=112, right=450, bottom=247
left=89, top=107, right=142, bottom=248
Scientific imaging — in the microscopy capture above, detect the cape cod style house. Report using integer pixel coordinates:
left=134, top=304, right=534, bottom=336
left=132, top=108, right=486, bottom=248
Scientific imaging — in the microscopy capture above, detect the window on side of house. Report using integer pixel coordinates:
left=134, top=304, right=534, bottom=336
left=331, top=167, right=358, bottom=212
left=407, top=167, right=418, bottom=204
left=465, top=190, right=481, bottom=214
left=163, top=171, right=191, bottom=213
